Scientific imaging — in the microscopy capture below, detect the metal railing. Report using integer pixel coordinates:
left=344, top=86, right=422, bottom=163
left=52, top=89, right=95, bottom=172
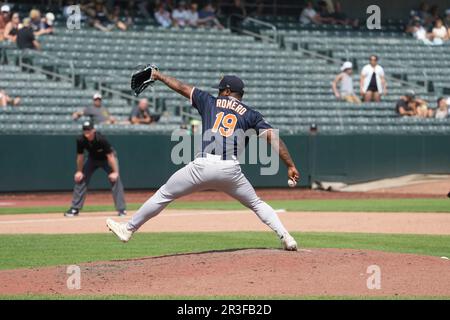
left=5, top=46, right=197, bottom=125
left=227, top=14, right=279, bottom=44
left=18, top=49, right=76, bottom=86
left=180, top=109, right=201, bottom=121
left=15, top=49, right=173, bottom=115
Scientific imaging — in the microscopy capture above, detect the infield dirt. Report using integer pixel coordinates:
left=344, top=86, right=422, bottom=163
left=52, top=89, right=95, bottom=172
left=0, top=249, right=449, bottom=297
left=1, top=210, right=450, bottom=235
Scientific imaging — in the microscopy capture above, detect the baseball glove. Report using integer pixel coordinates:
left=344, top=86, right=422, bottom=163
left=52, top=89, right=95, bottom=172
left=131, top=64, right=159, bottom=96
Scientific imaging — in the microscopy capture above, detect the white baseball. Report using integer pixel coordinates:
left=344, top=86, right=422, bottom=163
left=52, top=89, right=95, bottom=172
left=288, top=179, right=297, bottom=188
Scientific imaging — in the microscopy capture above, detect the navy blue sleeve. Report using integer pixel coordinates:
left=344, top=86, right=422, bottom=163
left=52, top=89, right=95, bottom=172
left=252, top=111, right=273, bottom=135
left=191, top=88, right=214, bottom=115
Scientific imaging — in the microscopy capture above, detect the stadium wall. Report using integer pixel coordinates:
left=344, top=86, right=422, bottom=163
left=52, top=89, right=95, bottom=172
left=1, top=134, right=450, bottom=192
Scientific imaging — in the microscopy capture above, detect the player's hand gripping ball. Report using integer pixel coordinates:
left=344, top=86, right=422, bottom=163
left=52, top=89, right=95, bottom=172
left=288, top=178, right=297, bottom=188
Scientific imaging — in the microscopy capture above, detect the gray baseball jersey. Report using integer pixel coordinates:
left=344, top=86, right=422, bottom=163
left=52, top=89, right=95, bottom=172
left=127, top=87, right=289, bottom=239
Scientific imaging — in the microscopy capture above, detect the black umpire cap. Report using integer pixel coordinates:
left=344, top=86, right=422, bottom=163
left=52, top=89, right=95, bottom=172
left=82, top=120, right=94, bottom=131
left=213, top=75, right=245, bottom=94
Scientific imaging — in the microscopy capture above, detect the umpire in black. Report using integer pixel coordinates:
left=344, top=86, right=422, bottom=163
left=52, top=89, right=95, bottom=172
left=65, top=120, right=127, bottom=217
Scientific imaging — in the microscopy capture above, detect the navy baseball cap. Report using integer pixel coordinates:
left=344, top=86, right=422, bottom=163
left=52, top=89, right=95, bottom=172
left=82, top=120, right=94, bottom=131
left=213, top=75, right=245, bottom=94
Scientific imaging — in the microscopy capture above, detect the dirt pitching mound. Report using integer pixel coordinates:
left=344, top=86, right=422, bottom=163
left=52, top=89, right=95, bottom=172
left=1, top=249, right=449, bottom=297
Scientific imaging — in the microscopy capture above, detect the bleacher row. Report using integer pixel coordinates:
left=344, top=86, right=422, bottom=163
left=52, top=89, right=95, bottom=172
left=270, top=27, right=450, bottom=93
left=1, top=21, right=449, bottom=135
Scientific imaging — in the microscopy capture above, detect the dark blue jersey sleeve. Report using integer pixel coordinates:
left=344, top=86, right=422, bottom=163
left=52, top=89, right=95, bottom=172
left=191, top=88, right=215, bottom=115
left=252, top=111, right=273, bottom=135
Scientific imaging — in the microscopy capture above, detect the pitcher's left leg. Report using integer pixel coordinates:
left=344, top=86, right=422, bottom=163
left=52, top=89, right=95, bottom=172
left=223, top=172, right=297, bottom=250
left=224, top=172, right=288, bottom=239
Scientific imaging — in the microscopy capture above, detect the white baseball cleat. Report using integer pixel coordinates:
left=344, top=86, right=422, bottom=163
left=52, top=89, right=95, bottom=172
left=281, top=233, right=298, bottom=251
left=106, top=218, right=133, bottom=243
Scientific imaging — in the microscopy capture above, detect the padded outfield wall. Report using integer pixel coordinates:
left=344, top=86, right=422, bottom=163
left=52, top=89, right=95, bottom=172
left=1, top=134, right=450, bottom=192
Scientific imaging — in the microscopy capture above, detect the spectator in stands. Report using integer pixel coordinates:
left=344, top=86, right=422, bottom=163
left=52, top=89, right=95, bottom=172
left=322, top=0, right=335, bottom=14
left=198, top=2, right=224, bottom=29
left=3, top=12, right=20, bottom=43
left=154, top=3, right=173, bottom=28
left=395, top=90, right=431, bottom=118
left=332, top=1, right=358, bottom=27
left=415, top=98, right=433, bottom=118
left=129, top=98, right=159, bottom=125
left=0, top=4, right=11, bottom=42
left=360, top=55, right=387, bottom=102
left=332, top=61, right=361, bottom=104
left=29, top=9, right=53, bottom=37
left=299, top=1, right=334, bottom=25
left=72, top=93, right=116, bottom=124
left=186, top=2, right=199, bottom=27
left=435, top=97, right=449, bottom=119
left=82, top=0, right=127, bottom=32
left=16, top=18, right=41, bottom=50
left=428, top=19, right=449, bottom=45
left=316, top=0, right=336, bottom=24
left=172, top=1, right=190, bottom=27
left=407, top=16, right=428, bottom=42
left=111, top=5, right=132, bottom=31
left=41, top=12, right=56, bottom=34
left=0, top=89, right=20, bottom=108
left=91, top=0, right=114, bottom=31
left=395, top=91, right=417, bottom=117
left=300, top=1, right=320, bottom=25
left=224, top=0, right=247, bottom=17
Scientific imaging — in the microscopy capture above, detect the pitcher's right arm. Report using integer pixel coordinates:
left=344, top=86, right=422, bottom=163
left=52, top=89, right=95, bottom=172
left=261, top=129, right=300, bottom=183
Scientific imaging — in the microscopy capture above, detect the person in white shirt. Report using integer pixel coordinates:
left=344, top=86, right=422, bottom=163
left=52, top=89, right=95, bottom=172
left=435, top=97, right=449, bottom=119
left=360, top=55, right=387, bottom=102
left=408, top=18, right=428, bottom=42
left=154, top=3, right=172, bottom=28
left=186, top=2, right=199, bottom=27
left=428, top=19, right=449, bottom=45
left=299, top=1, right=321, bottom=25
left=172, top=1, right=189, bottom=27
left=414, top=25, right=428, bottom=41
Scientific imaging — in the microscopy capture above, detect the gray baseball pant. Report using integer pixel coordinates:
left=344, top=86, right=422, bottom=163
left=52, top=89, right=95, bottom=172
left=128, top=155, right=289, bottom=239
left=71, top=156, right=126, bottom=211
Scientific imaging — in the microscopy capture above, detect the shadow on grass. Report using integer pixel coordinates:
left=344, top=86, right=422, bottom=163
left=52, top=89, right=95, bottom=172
left=109, top=247, right=281, bottom=263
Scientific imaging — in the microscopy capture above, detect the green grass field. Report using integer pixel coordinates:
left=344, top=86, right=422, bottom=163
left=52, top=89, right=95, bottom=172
left=0, top=232, right=449, bottom=300
left=1, top=232, right=449, bottom=270
left=1, top=198, right=449, bottom=300
left=1, top=198, right=450, bottom=215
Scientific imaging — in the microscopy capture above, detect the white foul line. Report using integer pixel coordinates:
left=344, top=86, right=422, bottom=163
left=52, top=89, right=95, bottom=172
left=0, top=210, right=254, bottom=225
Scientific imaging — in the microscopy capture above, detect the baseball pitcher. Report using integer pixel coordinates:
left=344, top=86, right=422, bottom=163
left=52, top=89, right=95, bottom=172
left=107, top=65, right=300, bottom=250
